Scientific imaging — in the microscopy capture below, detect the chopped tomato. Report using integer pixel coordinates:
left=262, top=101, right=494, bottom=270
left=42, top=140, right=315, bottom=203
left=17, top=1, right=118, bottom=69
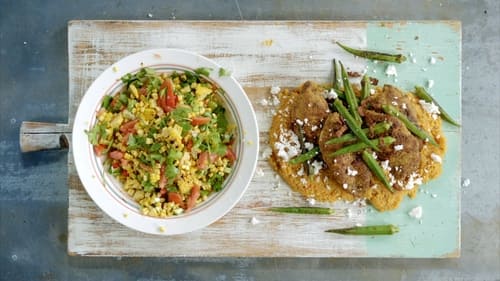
left=159, top=164, right=167, bottom=189
left=109, top=150, right=124, bottom=160
left=111, top=160, right=120, bottom=169
left=121, top=170, right=129, bottom=177
left=185, top=139, right=193, bottom=152
left=209, top=153, right=219, bottom=163
left=197, top=151, right=209, bottom=169
left=139, top=86, right=148, bottom=96
left=121, top=132, right=130, bottom=145
left=158, top=78, right=177, bottom=113
left=93, top=144, right=106, bottom=156
left=168, top=192, right=184, bottom=208
left=225, top=146, right=236, bottom=164
left=159, top=188, right=168, bottom=197
left=119, top=120, right=138, bottom=134
left=191, top=116, right=210, bottom=126
left=186, top=185, right=201, bottom=211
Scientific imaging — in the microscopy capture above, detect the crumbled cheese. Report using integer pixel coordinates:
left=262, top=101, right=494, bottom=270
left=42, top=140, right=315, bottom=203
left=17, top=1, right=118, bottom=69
left=306, top=197, right=316, bottom=206
left=347, top=167, right=358, bottom=176
left=371, top=152, right=378, bottom=159
left=295, top=119, right=304, bottom=126
left=300, top=178, right=308, bottom=186
left=462, top=178, right=471, bottom=187
left=311, top=125, right=318, bottom=132
left=259, top=99, right=269, bottom=106
left=427, top=79, right=435, bottom=89
left=342, top=183, right=348, bottom=189
left=274, top=129, right=301, bottom=161
left=311, top=160, right=323, bottom=175
left=408, top=206, right=423, bottom=219
left=250, top=216, right=260, bottom=225
left=270, top=86, right=281, bottom=95
left=404, top=172, right=423, bottom=190
left=254, top=167, right=264, bottom=177
left=381, top=160, right=391, bottom=171
left=394, top=144, right=404, bottom=151
left=402, top=103, right=407, bottom=110
left=297, top=166, right=305, bottom=177
left=323, top=89, right=338, bottom=99
left=304, top=142, right=314, bottom=151
left=431, top=153, right=442, bottom=163
left=429, top=56, right=436, bottom=64
left=419, top=99, right=440, bottom=120
left=261, top=148, right=272, bottom=159
left=385, top=65, right=398, bottom=77
left=391, top=101, right=398, bottom=106
left=370, top=88, right=376, bottom=95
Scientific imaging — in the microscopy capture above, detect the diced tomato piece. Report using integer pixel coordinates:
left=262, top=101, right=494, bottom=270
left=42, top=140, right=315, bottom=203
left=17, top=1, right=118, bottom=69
left=158, top=78, right=177, bottom=113
left=120, top=159, right=129, bottom=167
left=186, top=185, right=201, bottom=211
left=197, top=151, right=209, bottom=169
left=159, top=164, right=167, bottom=189
left=209, top=153, right=219, bottom=163
left=159, top=188, right=167, bottom=197
left=139, top=86, right=148, bottom=96
left=191, top=116, right=210, bottom=126
left=109, top=150, right=124, bottom=160
left=121, top=170, right=129, bottom=177
left=111, top=160, right=120, bottom=169
left=119, top=120, right=138, bottom=134
left=121, top=132, right=130, bottom=145
left=168, top=192, right=184, bottom=208
left=225, top=146, right=236, bottom=164
left=93, top=144, right=106, bottom=156
left=185, top=139, right=193, bottom=152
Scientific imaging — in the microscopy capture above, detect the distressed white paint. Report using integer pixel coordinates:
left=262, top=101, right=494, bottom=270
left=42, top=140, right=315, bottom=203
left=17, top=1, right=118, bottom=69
left=67, top=21, right=369, bottom=257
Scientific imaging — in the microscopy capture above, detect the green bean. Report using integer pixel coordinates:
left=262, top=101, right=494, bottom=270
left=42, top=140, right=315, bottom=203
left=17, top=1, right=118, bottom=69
left=333, top=99, right=380, bottom=152
left=339, top=61, right=362, bottom=124
left=332, top=59, right=341, bottom=91
left=361, top=75, right=371, bottom=100
left=414, top=86, right=460, bottom=127
left=325, top=224, right=399, bottom=235
left=382, top=104, right=438, bottom=146
left=269, top=207, right=333, bottom=215
left=326, top=121, right=392, bottom=145
left=329, top=136, right=395, bottom=157
left=361, top=150, right=394, bottom=192
left=293, top=124, right=312, bottom=175
left=289, top=147, right=320, bottom=164
left=336, top=42, right=407, bottom=63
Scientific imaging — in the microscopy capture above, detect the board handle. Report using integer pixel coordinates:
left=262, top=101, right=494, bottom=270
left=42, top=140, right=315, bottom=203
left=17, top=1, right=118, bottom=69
left=20, top=121, right=72, bottom=152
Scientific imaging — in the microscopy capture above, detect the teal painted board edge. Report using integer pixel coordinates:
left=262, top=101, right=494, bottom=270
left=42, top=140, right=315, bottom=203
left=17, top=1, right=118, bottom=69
left=363, top=21, right=461, bottom=258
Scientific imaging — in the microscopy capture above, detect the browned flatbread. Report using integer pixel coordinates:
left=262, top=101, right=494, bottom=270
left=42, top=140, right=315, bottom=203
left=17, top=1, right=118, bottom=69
left=268, top=82, right=446, bottom=211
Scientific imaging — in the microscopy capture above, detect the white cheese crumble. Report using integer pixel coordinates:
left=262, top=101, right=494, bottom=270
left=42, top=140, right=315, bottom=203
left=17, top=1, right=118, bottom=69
left=250, top=216, right=260, bottom=225
left=404, top=172, right=423, bottom=190
left=372, top=152, right=378, bottom=159
left=462, top=178, right=471, bottom=187
left=270, top=86, right=281, bottom=95
left=419, top=99, right=440, bottom=120
left=295, top=119, right=304, bottom=126
left=311, top=125, right=318, bottom=132
left=381, top=160, right=391, bottom=171
left=323, top=89, right=338, bottom=99
left=306, top=197, right=316, bottom=206
left=342, top=183, right=348, bottom=189
left=311, top=160, right=323, bottom=175
left=259, top=99, right=269, bottom=106
left=254, top=167, right=264, bottom=177
left=394, top=144, right=404, bottom=151
left=408, top=206, right=423, bottom=219
left=347, top=167, right=358, bottom=176
left=402, top=103, right=407, bottom=110
left=427, top=79, right=435, bottom=89
left=370, top=88, right=376, bottom=95
left=385, top=65, right=398, bottom=77
left=430, top=153, right=442, bottom=163
left=297, top=166, right=305, bottom=177
left=429, top=56, right=436, bottom=64
left=300, top=178, right=308, bottom=186
left=304, top=142, right=314, bottom=151
left=274, top=129, right=301, bottom=161
left=261, top=148, right=272, bottom=159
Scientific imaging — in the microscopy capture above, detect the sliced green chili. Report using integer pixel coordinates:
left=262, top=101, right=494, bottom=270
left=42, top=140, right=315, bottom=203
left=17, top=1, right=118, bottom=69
left=326, top=121, right=392, bottom=145
left=329, top=136, right=395, bottom=157
left=333, top=99, right=380, bottom=152
left=382, top=104, right=438, bottom=146
left=361, top=150, right=394, bottom=193
left=339, top=61, right=362, bottom=124
left=337, top=42, right=407, bottom=63
left=269, top=207, right=333, bottom=215
left=414, top=86, right=460, bottom=127
left=289, top=147, right=320, bottom=164
left=326, top=224, right=399, bottom=235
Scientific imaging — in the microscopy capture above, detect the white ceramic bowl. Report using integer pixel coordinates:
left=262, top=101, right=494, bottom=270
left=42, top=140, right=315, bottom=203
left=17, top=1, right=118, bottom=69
left=72, top=49, right=259, bottom=235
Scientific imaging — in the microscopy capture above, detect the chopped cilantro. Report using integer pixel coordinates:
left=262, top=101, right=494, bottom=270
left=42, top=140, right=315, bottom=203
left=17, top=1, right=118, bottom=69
left=218, top=67, right=231, bottom=77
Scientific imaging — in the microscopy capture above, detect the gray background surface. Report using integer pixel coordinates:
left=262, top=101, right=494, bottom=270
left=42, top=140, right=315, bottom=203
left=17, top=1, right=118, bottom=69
left=1, top=0, right=499, bottom=280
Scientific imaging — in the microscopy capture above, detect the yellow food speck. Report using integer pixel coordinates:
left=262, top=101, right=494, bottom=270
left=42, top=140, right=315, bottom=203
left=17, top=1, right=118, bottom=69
left=159, top=226, right=166, bottom=232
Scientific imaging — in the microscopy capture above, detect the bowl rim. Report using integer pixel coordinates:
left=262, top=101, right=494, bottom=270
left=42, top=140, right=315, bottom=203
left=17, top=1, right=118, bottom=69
left=72, top=48, right=259, bottom=235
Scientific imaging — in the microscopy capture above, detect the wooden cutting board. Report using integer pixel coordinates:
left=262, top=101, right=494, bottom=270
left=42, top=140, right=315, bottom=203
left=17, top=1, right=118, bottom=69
left=23, top=20, right=461, bottom=257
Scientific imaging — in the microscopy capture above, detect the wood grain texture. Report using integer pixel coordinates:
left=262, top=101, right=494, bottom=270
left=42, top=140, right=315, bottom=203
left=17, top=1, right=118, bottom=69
left=67, top=20, right=374, bottom=257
